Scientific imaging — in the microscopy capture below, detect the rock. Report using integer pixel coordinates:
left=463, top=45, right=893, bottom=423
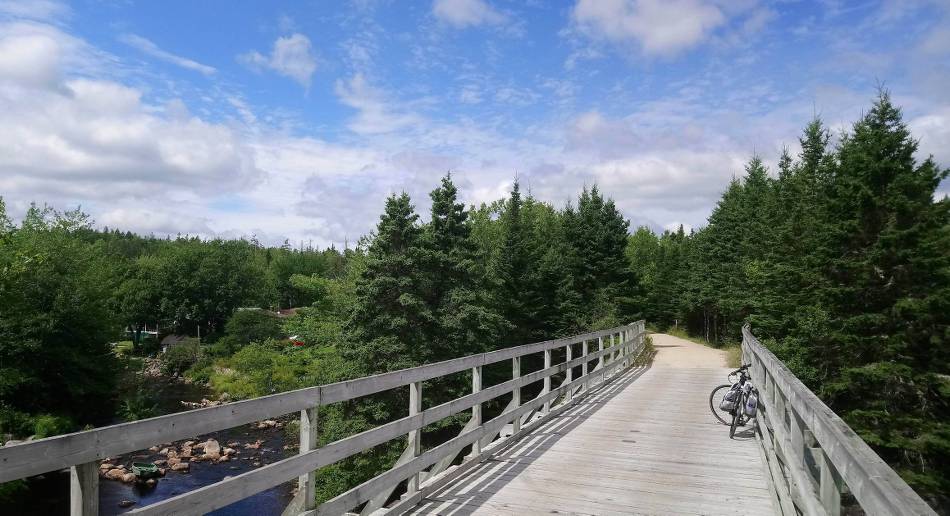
left=223, top=447, right=237, bottom=456
left=120, top=473, right=136, bottom=483
left=229, top=466, right=238, bottom=470
left=158, top=468, right=166, bottom=476
left=219, top=392, right=231, bottom=401
left=145, top=478, right=157, bottom=487
left=180, top=445, right=192, bottom=458
left=183, top=440, right=196, bottom=447
left=118, top=500, right=136, bottom=508
left=255, top=420, right=278, bottom=430
left=171, top=462, right=190, bottom=472
left=202, top=439, right=220, bottom=456
left=158, top=447, right=169, bottom=456
left=251, top=461, right=261, bottom=467
left=167, top=457, right=181, bottom=467
left=244, top=440, right=262, bottom=450
left=215, top=455, right=230, bottom=463
left=147, top=446, right=159, bottom=453
left=152, top=459, right=166, bottom=466
left=227, top=441, right=240, bottom=448
left=166, top=450, right=178, bottom=459
left=99, top=463, right=114, bottom=471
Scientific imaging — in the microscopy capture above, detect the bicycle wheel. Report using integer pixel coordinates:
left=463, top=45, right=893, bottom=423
left=709, top=384, right=733, bottom=425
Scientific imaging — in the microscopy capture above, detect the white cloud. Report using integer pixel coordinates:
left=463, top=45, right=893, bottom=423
left=119, top=33, right=216, bottom=76
left=0, top=22, right=262, bottom=210
left=432, top=0, right=505, bottom=28
left=334, top=73, right=423, bottom=134
left=0, top=0, right=68, bottom=21
left=571, top=0, right=729, bottom=57
left=239, top=33, right=317, bottom=88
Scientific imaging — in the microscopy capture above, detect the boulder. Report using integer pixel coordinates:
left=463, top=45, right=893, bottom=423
left=105, top=469, right=126, bottom=481
left=227, top=441, right=240, bottom=448
left=158, top=468, right=166, bottom=476
left=223, top=447, right=237, bottom=456
left=120, top=472, right=137, bottom=483
left=183, top=440, right=196, bottom=447
left=147, top=446, right=159, bottom=453
left=99, top=463, right=114, bottom=471
left=167, top=457, right=181, bottom=467
left=244, top=440, right=262, bottom=450
left=145, top=478, right=157, bottom=487
left=152, top=459, right=167, bottom=467
left=180, top=445, right=192, bottom=458
left=171, top=462, right=190, bottom=472
left=215, top=455, right=230, bottom=463
left=158, top=448, right=169, bottom=456
left=251, top=461, right=261, bottom=467
left=166, top=450, right=178, bottom=459
left=118, top=500, right=136, bottom=508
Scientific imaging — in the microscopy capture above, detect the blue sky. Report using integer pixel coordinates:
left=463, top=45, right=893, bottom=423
left=1, top=0, right=948, bottom=246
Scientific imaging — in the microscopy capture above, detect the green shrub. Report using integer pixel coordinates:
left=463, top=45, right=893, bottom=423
left=118, top=389, right=158, bottom=422
left=32, top=414, right=75, bottom=438
left=224, top=309, right=283, bottom=348
left=161, top=338, right=202, bottom=376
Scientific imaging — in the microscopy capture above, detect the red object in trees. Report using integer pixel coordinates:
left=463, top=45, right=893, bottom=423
left=291, top=340, right=305, bottom=347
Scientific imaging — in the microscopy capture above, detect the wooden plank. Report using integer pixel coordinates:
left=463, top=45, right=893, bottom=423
left=409, top=361, right=774, bottom=516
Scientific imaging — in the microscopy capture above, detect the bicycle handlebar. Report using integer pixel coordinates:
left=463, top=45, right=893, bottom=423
left=729, top=364, right=752, bottom=375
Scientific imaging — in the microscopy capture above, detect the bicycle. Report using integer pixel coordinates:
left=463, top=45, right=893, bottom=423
left=709, top=364, right=759, bottom=438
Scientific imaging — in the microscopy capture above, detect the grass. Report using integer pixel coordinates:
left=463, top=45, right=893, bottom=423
left=659, top=327, right=742, bottom=368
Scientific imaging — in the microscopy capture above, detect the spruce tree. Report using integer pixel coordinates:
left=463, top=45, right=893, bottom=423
left=821, top=92, right=950, bottom=495
left=344, top=192, right=432, bottom=373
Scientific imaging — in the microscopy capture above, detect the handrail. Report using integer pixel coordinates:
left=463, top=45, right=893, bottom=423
left=741, top=325, right=937, bottom=516
left=0, top=320, right=647, bottom=516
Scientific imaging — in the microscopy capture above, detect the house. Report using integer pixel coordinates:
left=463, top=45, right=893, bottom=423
left=160, top=334, right=189, bottom=353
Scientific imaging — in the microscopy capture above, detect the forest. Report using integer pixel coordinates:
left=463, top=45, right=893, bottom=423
left=0, top=91, right=947, bottom=507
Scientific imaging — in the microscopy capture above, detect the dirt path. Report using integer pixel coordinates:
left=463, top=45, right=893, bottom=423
left=649, top=332, right=728, bottom=368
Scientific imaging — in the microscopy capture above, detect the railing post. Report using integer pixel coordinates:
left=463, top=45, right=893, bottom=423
left=543, top=349, right=552, bottom=413
left=407, top=381, right=422, bottom=495
left=581, top=339, right=589, bottom=392
left=512, top=357, right=521, bottom=433
left=70, top=461, right=98, bottom=516
left=566, top=343, right=574, bottom=401
left=298, top=405, right=319, bottom=510
left=471, top=366, right=482, bottom=455
left=598, top=336, right=604, bottom=384
left=790, top=407, right=805, bottom=460
left=817, top=447, right=842, bottom=516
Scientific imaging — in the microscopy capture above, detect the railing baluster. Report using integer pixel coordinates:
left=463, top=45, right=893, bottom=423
left=566, top=342, right=573, bottom=401
left=407, top=381, right=422, bottom=495
left=581, top=339, right=589, bottom=392
left=543, top=349, right=552, bottom=413
left=471, top=366, right=482, bottom=455
left=598, top=336, right=605, bottom=385
left=298, top=404, right=319, bottom=511
left=512, top=357, right=521, bottom=434
left=817, top=447, right=842, bottom=516
left=70, top=461, right=98, bottom=516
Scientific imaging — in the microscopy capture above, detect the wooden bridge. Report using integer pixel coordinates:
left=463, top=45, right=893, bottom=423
left=0, top=322, right=937, bottom=515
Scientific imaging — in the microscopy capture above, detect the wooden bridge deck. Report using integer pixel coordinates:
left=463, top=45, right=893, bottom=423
left=407, top=334, right=776, bottom=515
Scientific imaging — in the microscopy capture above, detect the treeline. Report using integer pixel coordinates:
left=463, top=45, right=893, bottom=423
left=0, top=201, right=349, bottom=437
left=629, top=92, right=949, bottom=500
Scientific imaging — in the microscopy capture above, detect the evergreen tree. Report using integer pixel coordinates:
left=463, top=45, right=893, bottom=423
left=344, top=192, right=432, bottom=373
left=820, top=92, right=950, bottom=495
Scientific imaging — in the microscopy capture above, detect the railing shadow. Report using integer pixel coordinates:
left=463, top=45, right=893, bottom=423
left=409, top=363, right=653, bottom=515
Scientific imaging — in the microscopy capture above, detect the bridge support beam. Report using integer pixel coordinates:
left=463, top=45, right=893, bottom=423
left=566, top=343, right=573, bottom=402
left=299, top=405, right=319, bottom=511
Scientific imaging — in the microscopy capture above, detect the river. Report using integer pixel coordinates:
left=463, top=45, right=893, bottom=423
left=8, top=376, right=295, bottom=515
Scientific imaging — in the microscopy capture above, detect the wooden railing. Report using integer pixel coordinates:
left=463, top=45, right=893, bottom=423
left=741, top=325, right=937, bottom=516
left=0, top=321, right=647, bottom=516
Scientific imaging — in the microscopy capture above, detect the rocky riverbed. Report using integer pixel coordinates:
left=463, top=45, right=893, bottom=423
left=98, top=417, right=295, bottom=514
